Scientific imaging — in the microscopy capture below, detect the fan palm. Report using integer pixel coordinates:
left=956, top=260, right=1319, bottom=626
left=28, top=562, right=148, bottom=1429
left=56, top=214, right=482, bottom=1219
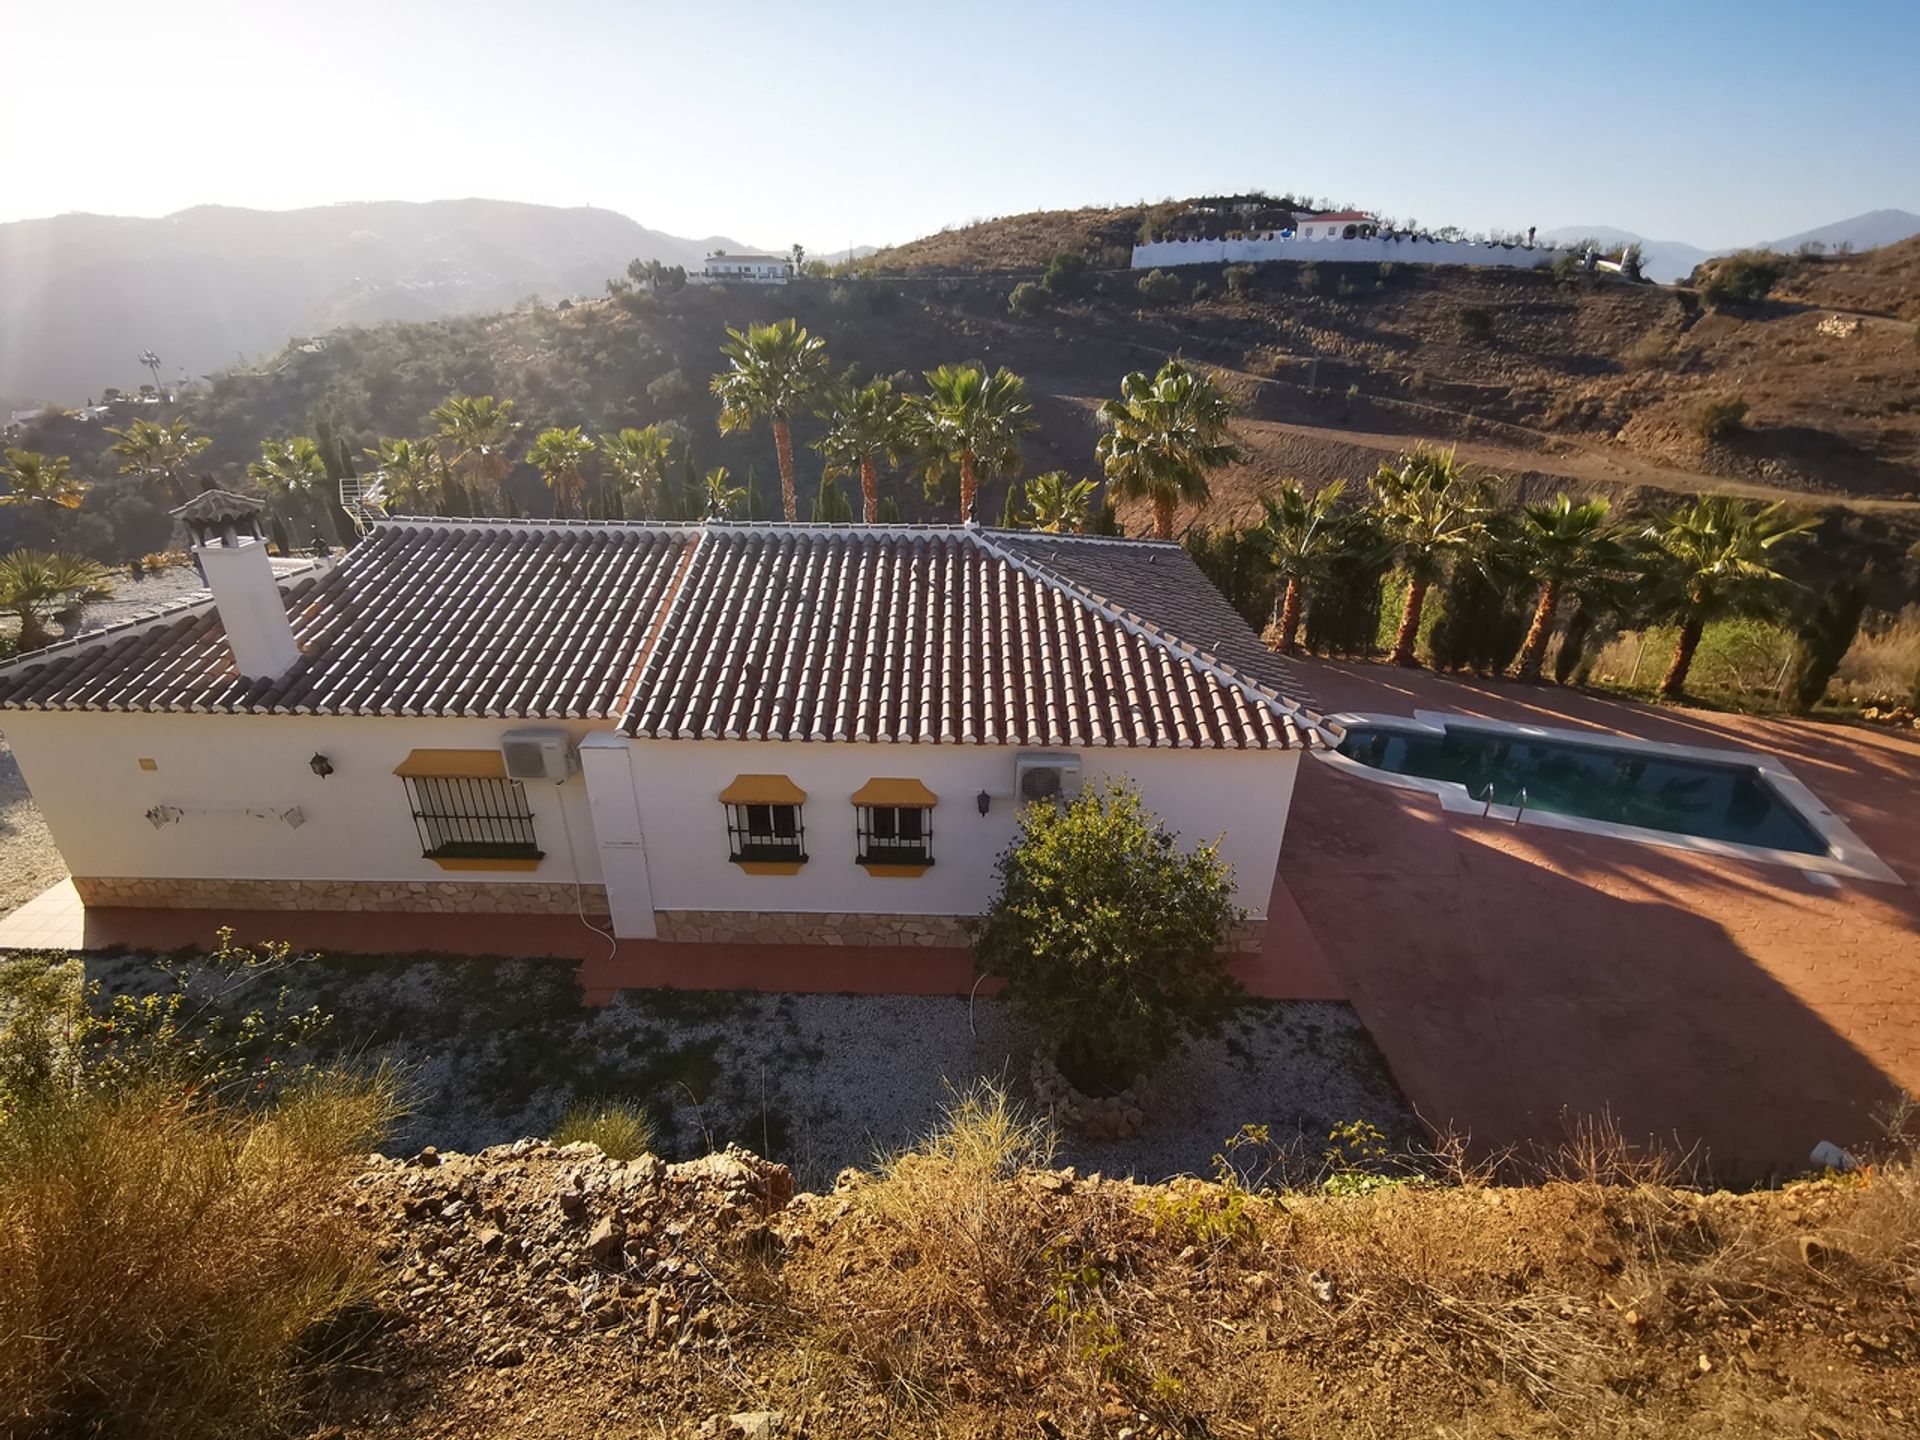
left=1509, top=494, right=1624, bottom=681
left=1095, top=360, right=1239, bottom=540
left=527, top=427, right=596, bottom=518
left=429, top=394, right=519, bottom=512
left=0, top=449, right=87, bottom=514
left=105, top=418, right=209, bottom=502
left=1021, top=471, right=1097, bottom=533
left=364, top=438, right=441, bottom=514
left=599, top=425, right=676, bottom=519
left=815, top=377, right=909, bottom=523
left=911, top=363, right=1034, bottom=522
left=0, top=550, right=113, bottom=651
left=702, top=466, right=748, bottom=519
left=1254, top=479, right=1347, bottom=653
left=1371, top=447, right=1493, bottom=666
left=1643, top=495, right=1816, bottom=699
left=710, top=318, right=829, bottom=521
left=247, top=437, right=335, bottom=544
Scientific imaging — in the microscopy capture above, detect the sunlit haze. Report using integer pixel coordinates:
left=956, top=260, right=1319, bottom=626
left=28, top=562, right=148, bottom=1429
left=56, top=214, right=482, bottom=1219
left=3, top=0, right=1918, bottom=250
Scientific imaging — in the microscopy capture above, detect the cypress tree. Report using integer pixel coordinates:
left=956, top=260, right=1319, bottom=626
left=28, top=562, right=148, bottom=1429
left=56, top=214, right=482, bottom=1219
left=1788, top=577, right=1869, bottom=711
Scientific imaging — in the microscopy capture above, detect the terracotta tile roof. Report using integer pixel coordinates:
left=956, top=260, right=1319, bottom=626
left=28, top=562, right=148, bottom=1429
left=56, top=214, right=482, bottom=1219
left=0, top=522, right=696, bottom=718
left=622, top=526, right=1315, bottom=749
left=0, top=520, right=1318, bottom=748
left=989, top=532, right=1315, bottom=712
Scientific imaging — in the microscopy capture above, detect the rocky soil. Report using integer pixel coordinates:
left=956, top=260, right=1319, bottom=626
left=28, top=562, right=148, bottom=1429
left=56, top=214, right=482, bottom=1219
left=309, top=1138, right=1920, bottom=1440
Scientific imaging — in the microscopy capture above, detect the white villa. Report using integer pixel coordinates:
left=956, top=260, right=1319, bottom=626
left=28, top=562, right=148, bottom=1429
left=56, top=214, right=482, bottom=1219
left=0, top=493, right=1318, bottom=953
left=1293, top=210, right=1380, bottom=241
left=699, top=253, right=793, bottom=284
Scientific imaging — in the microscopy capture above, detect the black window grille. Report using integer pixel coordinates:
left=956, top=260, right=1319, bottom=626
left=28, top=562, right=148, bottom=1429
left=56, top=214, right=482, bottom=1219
left=726, top=802, right=806, bottom=864
left=857, top=805, right=933, bottom=866
left=403, top=775, right=542, bottom=861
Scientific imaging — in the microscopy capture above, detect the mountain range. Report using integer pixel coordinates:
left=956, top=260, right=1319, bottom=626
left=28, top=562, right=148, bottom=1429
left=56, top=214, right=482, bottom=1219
left=1538, top=209, right=1920, bottom=283
left=0, top=199, right=762, bottom=404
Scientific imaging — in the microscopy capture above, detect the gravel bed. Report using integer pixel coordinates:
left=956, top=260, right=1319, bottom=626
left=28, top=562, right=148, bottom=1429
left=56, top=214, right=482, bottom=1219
left=0, top=733, right=65, bottom=916
left=73, top=950, right=1416, bottom=1191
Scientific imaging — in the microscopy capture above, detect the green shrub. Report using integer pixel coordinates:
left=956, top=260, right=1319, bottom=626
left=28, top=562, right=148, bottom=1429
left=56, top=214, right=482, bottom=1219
left=1697, top=393, right=1749, bottom=441
left=1297, top=262, right=1324, bottom=295
left=972, top=783, right=1242, bottom=1093
left=552, top=1099, right=656, bottom=1160
left=1136, top=268, right=1184, bottom=305
left=1458, top=306, right=1494, bottom=342
left=1427, top=563, right=1529, bottom=674
left=1008, top=281, right=1052, bottom=317
left=1223, top=264, right=1258, bottom=297
left=1191, top=281, right=1212, bottom=303
left=1043, top=251, right=1088, bottom=296
left=1699, top=250, right=1786, bottom=307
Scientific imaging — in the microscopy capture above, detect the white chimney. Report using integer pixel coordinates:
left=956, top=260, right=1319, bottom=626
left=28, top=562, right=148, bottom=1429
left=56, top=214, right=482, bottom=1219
left=172, top=490, right=302, bottom=681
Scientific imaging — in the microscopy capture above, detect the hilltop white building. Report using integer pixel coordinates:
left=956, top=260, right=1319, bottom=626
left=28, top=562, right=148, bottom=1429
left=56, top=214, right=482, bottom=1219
left=699, top=253, right=793, bottom=284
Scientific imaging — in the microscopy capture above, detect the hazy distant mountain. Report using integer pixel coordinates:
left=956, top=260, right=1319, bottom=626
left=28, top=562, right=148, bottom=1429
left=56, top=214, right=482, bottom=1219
left=1535, top=225, right=1713, bottom=284
left=1540, top=209, right=1920, bottom=284
left=0, top=199, right=756, bottom=402
left=1760, top=209, right=1920, bottom=255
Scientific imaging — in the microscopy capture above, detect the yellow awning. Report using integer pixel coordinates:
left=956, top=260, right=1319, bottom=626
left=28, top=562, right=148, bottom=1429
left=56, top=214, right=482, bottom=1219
left=719, top=774, right=808, bottom=805
left=393, top=749, right=507, bottom=779
left=850, top=777, right=939, bottom=808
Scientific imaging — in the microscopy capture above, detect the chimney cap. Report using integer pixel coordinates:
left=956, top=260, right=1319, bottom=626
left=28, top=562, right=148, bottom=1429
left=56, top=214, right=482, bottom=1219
left=170, top=489, right=267, bottom=525
left=172, top=489, right=268, bottom=548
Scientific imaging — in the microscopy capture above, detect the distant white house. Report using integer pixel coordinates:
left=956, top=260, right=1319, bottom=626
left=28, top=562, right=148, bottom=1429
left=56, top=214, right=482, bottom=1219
left=700, top=253, right=793, bottom=284
left=1294, top=211, right=1380, bottom=241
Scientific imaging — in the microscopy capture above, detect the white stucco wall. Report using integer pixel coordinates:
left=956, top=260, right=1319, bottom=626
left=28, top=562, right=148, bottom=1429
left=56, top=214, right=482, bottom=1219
left=4, top=711, right=1301, bottom=922
left=627, top=739, right=1299, bottom=919
left=1131, top=234, right=1555, bottom=271
left=1, top=711, right=610, bottom=888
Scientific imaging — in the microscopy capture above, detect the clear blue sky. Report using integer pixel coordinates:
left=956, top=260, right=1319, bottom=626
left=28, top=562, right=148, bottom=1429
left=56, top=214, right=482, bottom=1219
left=4, top=0, right=1915, bottom=251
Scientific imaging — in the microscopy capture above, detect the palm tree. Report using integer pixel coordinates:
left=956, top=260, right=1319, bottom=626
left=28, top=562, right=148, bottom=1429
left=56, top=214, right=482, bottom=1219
left=429, top=394, right=519, bottom=512
left=1095, top=360, right=1239, bottom=540
left=1509, top=494, right=1624, bottom=682
left=1643, top=495, right=1816, bottom=699
left=106, top=417, right=209, bottom=502
left=247, top=437, right=334, bottom=544
left=710, top=318, right=829, bottom=521
left=815, top=377, right=909, bottom=523
left=599, top=425, right=676, bottom=519
left=0, top=449, right=88, bottom=529
left=364, top=437, right=442, bottom=514
left=1021, top=471, right=1097, bottom=533
left=1371, top=447, right=1492, bottom=666
left=911, top=363, right=1034, bottom=522
left=702, top=466, right=747, bottom=519
left=0, top=550, right=113, bottom=651
left=1253, top=479, right=1347, bottom=654
left=527, top=427, right=596, bottom=518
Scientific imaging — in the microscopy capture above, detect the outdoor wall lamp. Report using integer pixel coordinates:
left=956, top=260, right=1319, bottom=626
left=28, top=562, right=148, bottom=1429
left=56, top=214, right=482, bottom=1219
left=976, top=790, right=991, bottom=816
left=308, top=753, right=335, bottom=779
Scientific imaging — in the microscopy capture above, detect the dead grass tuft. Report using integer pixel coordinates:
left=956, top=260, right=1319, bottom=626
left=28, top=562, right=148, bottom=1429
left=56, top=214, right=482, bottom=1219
left=0, top=1071, right=401, bottom=1439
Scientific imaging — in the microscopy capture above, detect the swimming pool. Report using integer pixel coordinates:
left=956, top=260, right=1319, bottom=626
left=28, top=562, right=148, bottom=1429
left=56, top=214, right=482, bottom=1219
left=1314, top=710, right=1900, bottom=882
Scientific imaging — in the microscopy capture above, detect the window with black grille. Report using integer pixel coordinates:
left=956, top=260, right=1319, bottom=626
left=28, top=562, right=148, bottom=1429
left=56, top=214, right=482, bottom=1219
left=726, top=802, right=806, bottom=864
left=857, top=804, right=933, bottom=866
left=402, top=775, right=542, bottom=861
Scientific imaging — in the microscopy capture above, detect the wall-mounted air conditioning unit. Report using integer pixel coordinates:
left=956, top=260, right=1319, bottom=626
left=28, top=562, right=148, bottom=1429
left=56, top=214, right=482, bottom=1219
left=501, top=728, right=577, bottom=784
left=1014, top=752, right=1082, bottom=807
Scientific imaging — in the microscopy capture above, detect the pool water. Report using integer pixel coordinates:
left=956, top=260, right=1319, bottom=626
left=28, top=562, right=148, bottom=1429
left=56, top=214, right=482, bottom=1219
left=1335, top=723, right=1830, bottom=856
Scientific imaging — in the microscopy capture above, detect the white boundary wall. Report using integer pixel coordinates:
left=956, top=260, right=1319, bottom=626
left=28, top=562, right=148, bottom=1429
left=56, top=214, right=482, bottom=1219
left=1132, top=235, right=1557, bottom=272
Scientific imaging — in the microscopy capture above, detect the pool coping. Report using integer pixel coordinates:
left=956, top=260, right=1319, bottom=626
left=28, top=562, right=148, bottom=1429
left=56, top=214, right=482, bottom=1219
left=1312, top=709, right=1903, bottom=886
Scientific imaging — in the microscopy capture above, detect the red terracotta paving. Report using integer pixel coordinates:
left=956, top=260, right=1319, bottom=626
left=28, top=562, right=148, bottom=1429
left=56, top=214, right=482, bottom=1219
left=1283, top=660, right=1920, bottom=1179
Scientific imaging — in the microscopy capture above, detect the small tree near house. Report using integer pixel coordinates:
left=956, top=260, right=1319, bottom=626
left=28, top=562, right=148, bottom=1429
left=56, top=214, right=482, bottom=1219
left=972, top=783, right=1243, bottom=1096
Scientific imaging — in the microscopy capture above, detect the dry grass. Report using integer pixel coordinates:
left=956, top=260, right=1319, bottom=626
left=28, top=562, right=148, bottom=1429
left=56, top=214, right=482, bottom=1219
left=763, top=1093, right=1920, bottom=1437
left=551, top=1098, right=657, bottom=1160
left=0, top=1073, right=401, bottom=1439
left=1832, top=610, right=1920, bottom=703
